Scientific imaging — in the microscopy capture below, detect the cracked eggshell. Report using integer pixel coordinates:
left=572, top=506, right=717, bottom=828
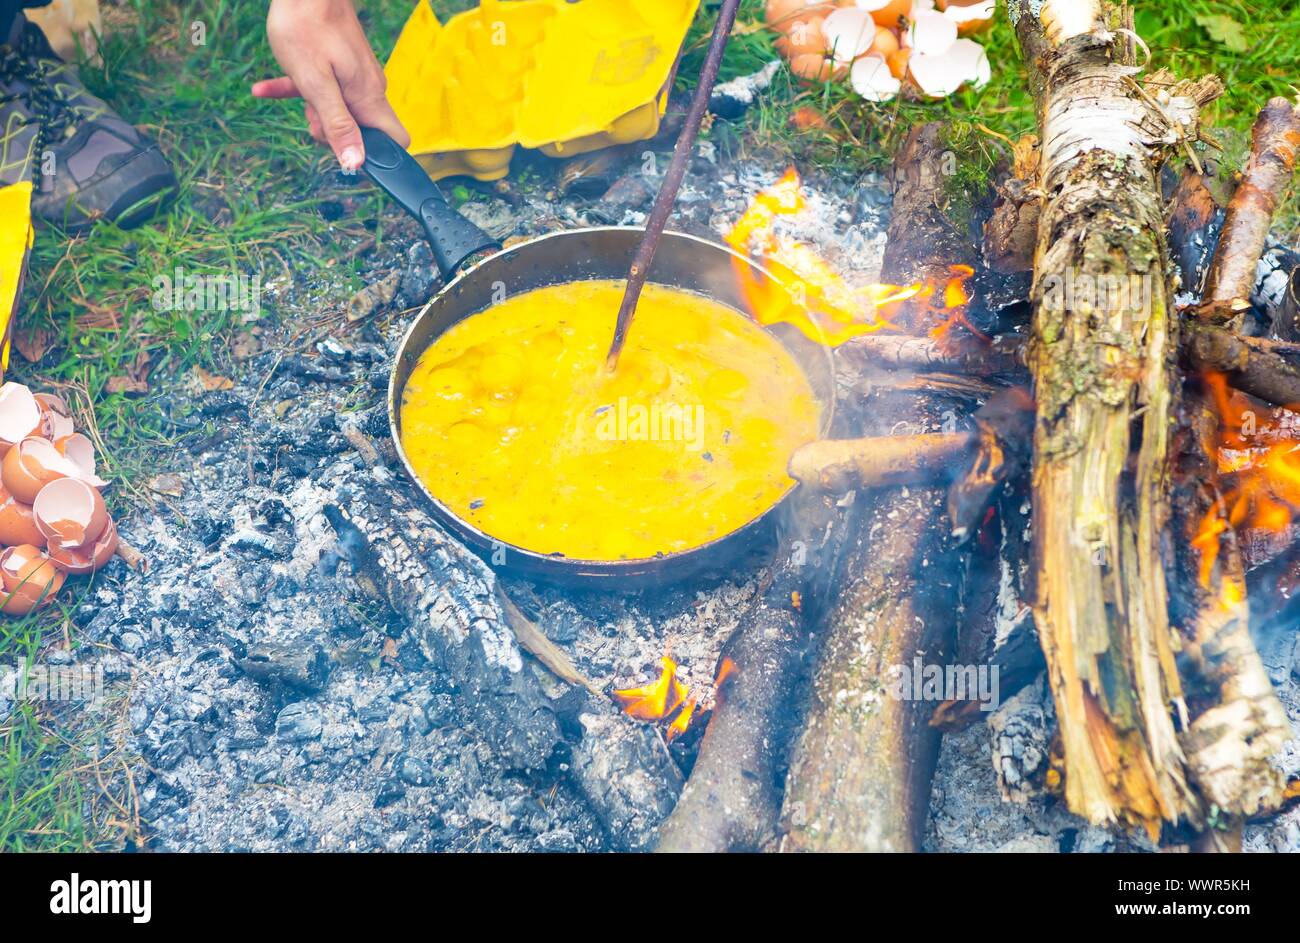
left=35, top=393, right=76, bottom=441
left=907, top=8, right=958, bottom=55
left=766, top=0, right=828, bottom=28
left=48, top=515, right=118, bottom=575
left=2, top=436, right=81, bottom=504
left=0, top=383, right=42, bottom=456
left=54, top=433, right=108, bottom=489
left=776, top=12, right=832, bottom=57
left=0, top=483, right=44, bottom=547
left=908, top=38, right=989, bottom=96
left=0, top=543, right=65, bottom=615
left=938, top=0, right=994, bottom=34
left=788, top=51, right=848, bottom=82
left=33, top=477, right=108, bottom=551
left=851, top=54, right=902, bottom=101
left=886, top=46, right=912, bottom=78
left=863, top=25, right=900, bottom=59
left=857, top=0, right=911, bottom=29
left=822, top=7, right=876, bottom=63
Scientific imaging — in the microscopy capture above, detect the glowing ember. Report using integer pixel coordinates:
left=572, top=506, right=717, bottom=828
left=714, top=655, right=737, bottom=689
left=725, top=168, right=978, bottom=346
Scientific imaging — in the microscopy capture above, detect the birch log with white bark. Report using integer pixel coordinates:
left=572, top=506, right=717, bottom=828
left=1009, top=0, right=1221, bottom=832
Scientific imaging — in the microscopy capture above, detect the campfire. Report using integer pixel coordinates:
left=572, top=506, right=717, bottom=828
left=311, top=2, right=1300, bottom=856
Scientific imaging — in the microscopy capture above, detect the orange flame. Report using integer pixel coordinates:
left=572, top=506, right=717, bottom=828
left=724, top=168, right=979, bottom=346
left=1194, top=371, right=1300, bottom=590
left=612, top=656, right=687, bottom=721
left=665, top=698, right=696, bottom=743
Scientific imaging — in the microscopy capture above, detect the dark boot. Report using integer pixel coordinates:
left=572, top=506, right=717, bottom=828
left=0, top=12, right=176, bottom=231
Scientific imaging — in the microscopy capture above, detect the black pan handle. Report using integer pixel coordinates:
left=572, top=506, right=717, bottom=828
left=359, top=126, right=500, bottom=279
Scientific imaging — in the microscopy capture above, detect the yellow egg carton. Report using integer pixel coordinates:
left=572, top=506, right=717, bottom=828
left=0, top=181, right=34, bottom=374
left=385, top=0, right=701, bottom=181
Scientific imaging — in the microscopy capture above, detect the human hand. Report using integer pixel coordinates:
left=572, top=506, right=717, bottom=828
left=252, top=0, right=410, bottom=170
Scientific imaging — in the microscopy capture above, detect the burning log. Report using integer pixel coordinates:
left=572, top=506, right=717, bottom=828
left=321, top=498, right=563, bottom=769
left=1184, top=325, right=1300, bottom=408
left=1010, top=0, right=1223, bottom=831
left=946, top=386, right=1035, bottom=540
left=655, top=489, right=846, bottom=853
left=1168, top=394, right=1290, bottom=820
left=1166, top=166, right=1227, bottom=299
left=1169, top=96, right=1296, bottom=828
left=1254, top=243, right=1300, bottom=337
left=788, top=432, right=974, bottom=493
left=779, top=121, right=976, bottom=852
left=1200, top=98, right=1300, bottom=326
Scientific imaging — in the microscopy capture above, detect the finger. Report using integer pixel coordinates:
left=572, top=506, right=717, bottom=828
left=298, top=75, right=365, bottom=170
left=304, top=103, right=324, bottom=143
left=251, top=76, right=302, bottom=99
left=346, top=90, right=411, bottom=149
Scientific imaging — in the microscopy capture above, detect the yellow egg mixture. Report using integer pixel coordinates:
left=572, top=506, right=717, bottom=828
left=399, top=280, right=820, bottom=560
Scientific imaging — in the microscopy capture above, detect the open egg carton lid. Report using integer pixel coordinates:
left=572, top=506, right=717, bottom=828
left=0, top=182, right=34, bottom=374
left=385, top=0, right=700, bottom=181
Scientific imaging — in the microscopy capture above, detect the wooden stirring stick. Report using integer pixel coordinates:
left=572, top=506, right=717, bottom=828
left=604, top=0, right=743, bottom=371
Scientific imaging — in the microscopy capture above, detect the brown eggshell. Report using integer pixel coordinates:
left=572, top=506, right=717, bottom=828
left=788, top=52, right=847, bottom=82
left=939, top=0, right=994, bottom=34
left=0, top=483, right=46, bottom=546
left=33, top=477, right=109, bottom=551
left=48, top=516, right=118, bottom=575
left=866, top=26, right=900, bottom=59
left=765, top=0, right=815, bottom=28
left=0, top=383, right=43, bottom=456
left=0, top=543, right=65, bottom=615
left=886, top=46, right=912, bottom=79
left=860, top=0, right=911, bottom=29
left=775, top=13, right=830, bottom=56
left=33, top=392, right=68, bottom=414
left=2, top=437, right=80, bottom=504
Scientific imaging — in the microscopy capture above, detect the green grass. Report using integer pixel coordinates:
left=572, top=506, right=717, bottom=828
left=3, top=0, right=1297, bottom=851
left=691, top=1, right=1300, bottom=228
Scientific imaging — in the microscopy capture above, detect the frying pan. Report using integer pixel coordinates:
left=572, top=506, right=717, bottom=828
left=361, top=127, right=833, bottom=586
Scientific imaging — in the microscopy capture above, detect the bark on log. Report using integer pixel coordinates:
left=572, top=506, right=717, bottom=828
left=1200, top=98, right=1300, bottom=325
left=1010, top=0, right=1221, bottom=831
left=788, top=432, right=974, bottom=493
left=1166, top=167, right=1226, bottom=299
left=779, top=122, right=974, bottom=851
left=983, top=134, right=1041, bottom=275
left=1184, top=323, right=1300, bottom=408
